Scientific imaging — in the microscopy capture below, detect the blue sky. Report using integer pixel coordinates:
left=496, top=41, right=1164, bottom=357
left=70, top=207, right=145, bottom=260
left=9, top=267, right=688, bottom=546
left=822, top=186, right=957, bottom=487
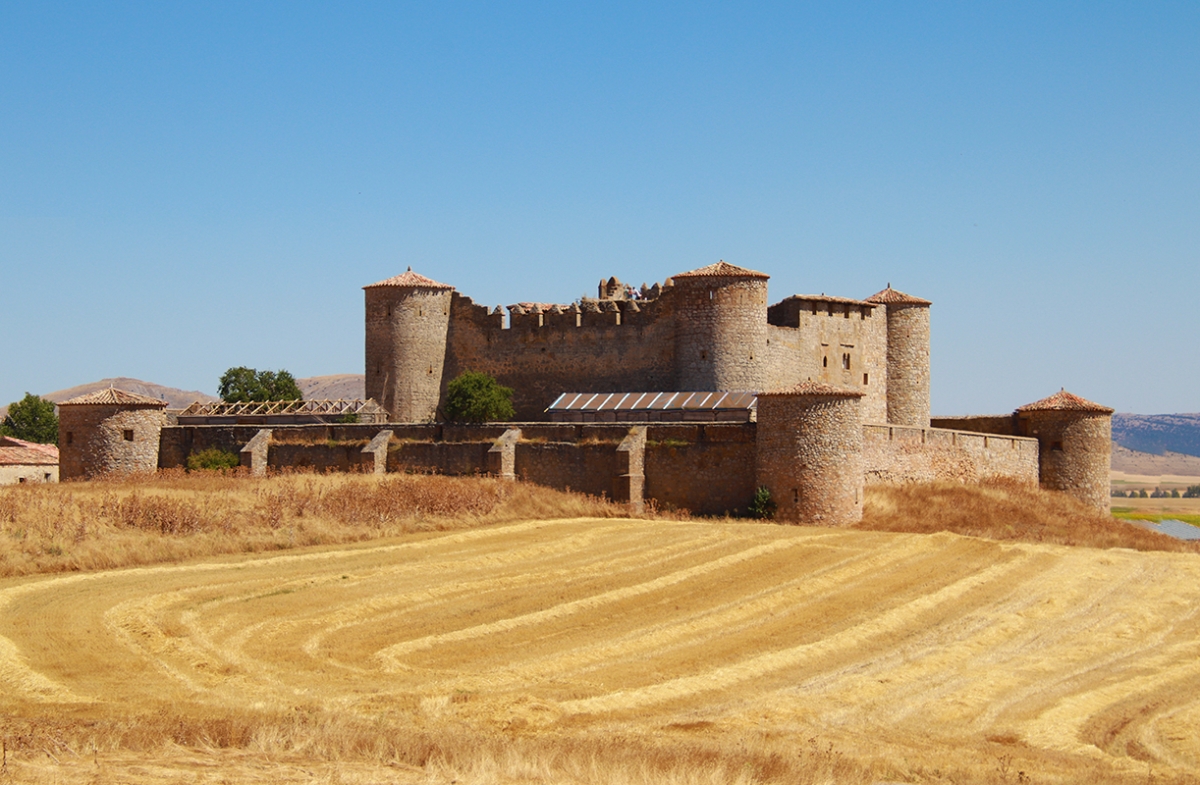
left=2, top=2, right=1197, bottom=415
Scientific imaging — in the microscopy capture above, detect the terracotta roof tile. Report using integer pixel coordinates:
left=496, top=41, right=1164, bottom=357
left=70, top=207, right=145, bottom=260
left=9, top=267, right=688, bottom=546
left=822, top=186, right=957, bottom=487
left=865, top=286, right=931, bottom=305
left=0, top=437, right=58, bottom=466
left=759, top=381, right=865, bottom=398
left=59, top=388, right=168, bottom=407
left=364, top=267, right=453, bottom=290
left=672, top=261, right=769, bottom=279
left=782, top=294, right=878, bottom=307
left=1016, top=390, right=1114, bottom=414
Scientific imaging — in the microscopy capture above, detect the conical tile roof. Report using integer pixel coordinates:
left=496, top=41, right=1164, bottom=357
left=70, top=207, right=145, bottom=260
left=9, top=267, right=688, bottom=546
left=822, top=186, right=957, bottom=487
left=59, top=388, right=168, bottom=407
left=672, top=260, right=769, bottom=279
left=1016, top=390, right=1114, bottom=414
left=865, top=286, right=931, bottom=305
left=364, top=267, right=453, bottom=290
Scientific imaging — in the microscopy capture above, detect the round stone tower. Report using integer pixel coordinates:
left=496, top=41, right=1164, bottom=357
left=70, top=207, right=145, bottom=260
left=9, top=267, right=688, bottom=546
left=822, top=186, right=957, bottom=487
left=364, top=268, right=454, bottom=422
left=1016, top=390, right=1114, bottom=513
left=57, top=388, right=168, bottom=479
left=670, top=261, right=769, bottom=391
left=866, top=285, right=932, bottom=427
left=755, top=382, right=865, bottom=525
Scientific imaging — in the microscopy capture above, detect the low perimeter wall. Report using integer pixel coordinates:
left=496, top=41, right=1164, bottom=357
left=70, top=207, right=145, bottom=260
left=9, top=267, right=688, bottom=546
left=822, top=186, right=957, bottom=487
left=159, top=421, right=1037, bottom=516
left=862, top=423, right=1039, bottom=486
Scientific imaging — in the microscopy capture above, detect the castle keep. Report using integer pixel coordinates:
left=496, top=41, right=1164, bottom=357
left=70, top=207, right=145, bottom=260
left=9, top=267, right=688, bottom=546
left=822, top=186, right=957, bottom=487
left=58, top=261, right=1114, bottom=522
left=364, top=262, right=925, bottom=426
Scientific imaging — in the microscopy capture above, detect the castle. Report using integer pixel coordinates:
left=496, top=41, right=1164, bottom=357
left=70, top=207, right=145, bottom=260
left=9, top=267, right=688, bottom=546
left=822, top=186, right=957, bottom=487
left=56, top=261, right=1113, bottom=523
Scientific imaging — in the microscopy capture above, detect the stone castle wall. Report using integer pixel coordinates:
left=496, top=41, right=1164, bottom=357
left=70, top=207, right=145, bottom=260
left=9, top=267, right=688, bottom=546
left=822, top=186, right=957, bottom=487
left=0, top=465, right=58, bottom=484
left=766, top=298, right=887, bottom=422
left=862, top=424, right=1038, bottom=486
left=365, top=286, right=453, bottom=422
left=756, top=392, right=865, bottom=525
left=671, top=276, right=769, bottom=391
left=59, top=405, right=166, bottom=479
left=1018, top=411, right=1112, bottom=512
left=883, top=303, right=931, bottom=427
left=441, top=293, right=678, bottom=420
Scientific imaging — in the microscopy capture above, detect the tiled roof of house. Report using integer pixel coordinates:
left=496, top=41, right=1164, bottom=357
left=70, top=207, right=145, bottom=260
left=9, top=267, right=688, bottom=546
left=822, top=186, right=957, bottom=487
left=364, top=267, right=453, bottom=290
left=1016, top=390, right=1114, bottom=414
left=672, top=261, right=769, bottom=279
left=58, top=388, right=168, bottom=407
left=0, top=436, right=59, bottom=466
left=759, top=381, right=865, bottom=398
left=865, top=286, right=932, bottom=305
left=781, top=294, right=878, bottom=307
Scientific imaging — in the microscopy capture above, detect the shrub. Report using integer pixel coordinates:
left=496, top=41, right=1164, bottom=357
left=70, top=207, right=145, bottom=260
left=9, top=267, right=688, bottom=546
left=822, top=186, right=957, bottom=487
left=187, top=448, right=241, bottom=472
left=218, top=367, right=303, bottom=403
left=1, top=392, right=59, bottom=445
left=1185, top=485, right=1200, bottom=499
left=747, top=486, right=776, bottom=520
left=443, top=372, right=515, bottom=423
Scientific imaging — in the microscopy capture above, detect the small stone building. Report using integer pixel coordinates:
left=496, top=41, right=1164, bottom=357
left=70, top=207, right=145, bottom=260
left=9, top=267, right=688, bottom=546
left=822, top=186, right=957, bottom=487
left=58, top=388, right=168, bottom=479
left=0, top=436, right=59, bottom=484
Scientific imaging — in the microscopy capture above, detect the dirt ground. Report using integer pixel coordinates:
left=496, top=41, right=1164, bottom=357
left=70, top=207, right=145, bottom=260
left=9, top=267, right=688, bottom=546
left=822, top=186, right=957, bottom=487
left=4, top=518, right=1200, bottom=783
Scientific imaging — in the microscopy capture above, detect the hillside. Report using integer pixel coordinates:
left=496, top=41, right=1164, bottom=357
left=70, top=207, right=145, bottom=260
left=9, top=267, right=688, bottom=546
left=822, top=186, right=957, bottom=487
left=297, top=373, right=365, bottom=400
left=1113, top=412, right=1200, bottom=457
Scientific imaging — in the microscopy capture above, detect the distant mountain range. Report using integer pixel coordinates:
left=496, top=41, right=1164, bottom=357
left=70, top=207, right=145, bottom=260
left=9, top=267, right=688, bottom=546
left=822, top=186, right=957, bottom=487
left=1112, top=413, right=1200, bottom=459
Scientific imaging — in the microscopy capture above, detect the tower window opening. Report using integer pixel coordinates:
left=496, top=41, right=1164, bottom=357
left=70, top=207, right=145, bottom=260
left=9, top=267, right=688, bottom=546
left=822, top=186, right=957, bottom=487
left=843, top=308, right=850, bottom=319
left=823, top=356, right=828, bottom=368
left=842, top=353, right=851, bottom=370
left=863, top=373, right=869, bottom=385
left=1050, top=441, right=1064, bottom=451
left=793, top=489, right=799, bottom=504
left=123, top=430, right=134, bottom=442
left=418, top=308, right=422, bottom=317
left=709, top=290, right=714, bottom=300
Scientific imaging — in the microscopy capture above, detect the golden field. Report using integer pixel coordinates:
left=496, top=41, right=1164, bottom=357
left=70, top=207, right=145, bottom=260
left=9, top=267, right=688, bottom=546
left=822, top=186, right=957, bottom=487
left=2, top=474, right=1200, bottom=784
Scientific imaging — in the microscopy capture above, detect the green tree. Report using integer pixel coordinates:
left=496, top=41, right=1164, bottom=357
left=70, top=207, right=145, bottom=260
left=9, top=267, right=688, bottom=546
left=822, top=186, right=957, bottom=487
left=218, top=367, right=303, bottom=403
left=1, top=393, right=58, bottom=445
left=443, top=371, right=515, bottom=423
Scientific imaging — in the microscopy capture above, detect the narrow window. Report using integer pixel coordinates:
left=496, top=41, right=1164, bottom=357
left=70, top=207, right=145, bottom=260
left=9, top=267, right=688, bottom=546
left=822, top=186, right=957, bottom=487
left=418, top=308, right=423, bottom=317
left=709, top=290, right=714, bottom=300
left=44, top=473, right=51, bottom=480
left=863, top=373, right=869, bottom=385
left=18, top=477, right=26, bottom=484
left=1050, top=441, right=1064, bottom=451
left=823, top=356, right=828, bottom=368
left=843, top=307, right=850, bottom=319
left=793, top=489, right=799, bottom=504
left=66, top=432, right=74, bottom=445
left=123, top=429, right=134, bottom=442
left=842, top=353, right=851, bottom=370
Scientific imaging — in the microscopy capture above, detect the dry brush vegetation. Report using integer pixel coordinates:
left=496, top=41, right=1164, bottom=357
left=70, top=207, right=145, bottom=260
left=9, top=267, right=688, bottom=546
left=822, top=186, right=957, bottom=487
left=3, top=472, right=1200, bottom=784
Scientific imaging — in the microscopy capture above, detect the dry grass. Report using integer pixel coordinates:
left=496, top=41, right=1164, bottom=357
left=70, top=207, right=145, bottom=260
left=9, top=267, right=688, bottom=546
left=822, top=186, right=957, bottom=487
left=0, top=470, right=624, bottom=578
left=858, top=478, right=1200, bottom=553
left=9, top=475, right=1200, bottom=783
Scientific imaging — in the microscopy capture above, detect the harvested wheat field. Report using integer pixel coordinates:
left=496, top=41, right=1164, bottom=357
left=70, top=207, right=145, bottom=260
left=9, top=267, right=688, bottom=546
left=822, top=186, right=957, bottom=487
left=3, top=476, right=1200, bottom=784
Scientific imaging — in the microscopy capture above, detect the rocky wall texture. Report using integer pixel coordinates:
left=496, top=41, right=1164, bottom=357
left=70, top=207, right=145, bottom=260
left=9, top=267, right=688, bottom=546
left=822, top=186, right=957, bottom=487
left=0, top=465, right=58, bottom=484
left=755, top=389, right=864, bottom=525
left=365, top=286, right=453, bottom=422
left=862, top=425, right=1038, bottom=487
left=644, top=440, right=756, bottom=515
left=884, top=304, right=931, bottom=427
left=929, top=416, right=1019, bottom=436
left=671, top=277, right=769, bottom=391
left=59, top=405, right=166, bottom=479
left=442, top=294, right=678, bottom=420
left=1019, top=411, right=1112, bottom=512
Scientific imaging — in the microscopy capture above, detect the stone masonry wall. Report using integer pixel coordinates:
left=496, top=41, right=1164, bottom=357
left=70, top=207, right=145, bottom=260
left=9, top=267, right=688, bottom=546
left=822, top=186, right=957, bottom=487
left=365, top=286, right=453, bottom=421
left=766, top=299, right=888, bottom=422
left=59, top=405, right=166, bottom=479
left=862, top=424, right=1038, bottom=486
left=0, top=465, right=58, bottom=484
left=885, top=304, right=931, bottom=427
left=756, top=393, right=864, bottom=525
left=672, top=277, right=769, bottom=391
left=1018, top=411, right=1112, bottom=512
left=442, top=293, right=678, bottom=420
left=929, top=415, right=1018, bottom=436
